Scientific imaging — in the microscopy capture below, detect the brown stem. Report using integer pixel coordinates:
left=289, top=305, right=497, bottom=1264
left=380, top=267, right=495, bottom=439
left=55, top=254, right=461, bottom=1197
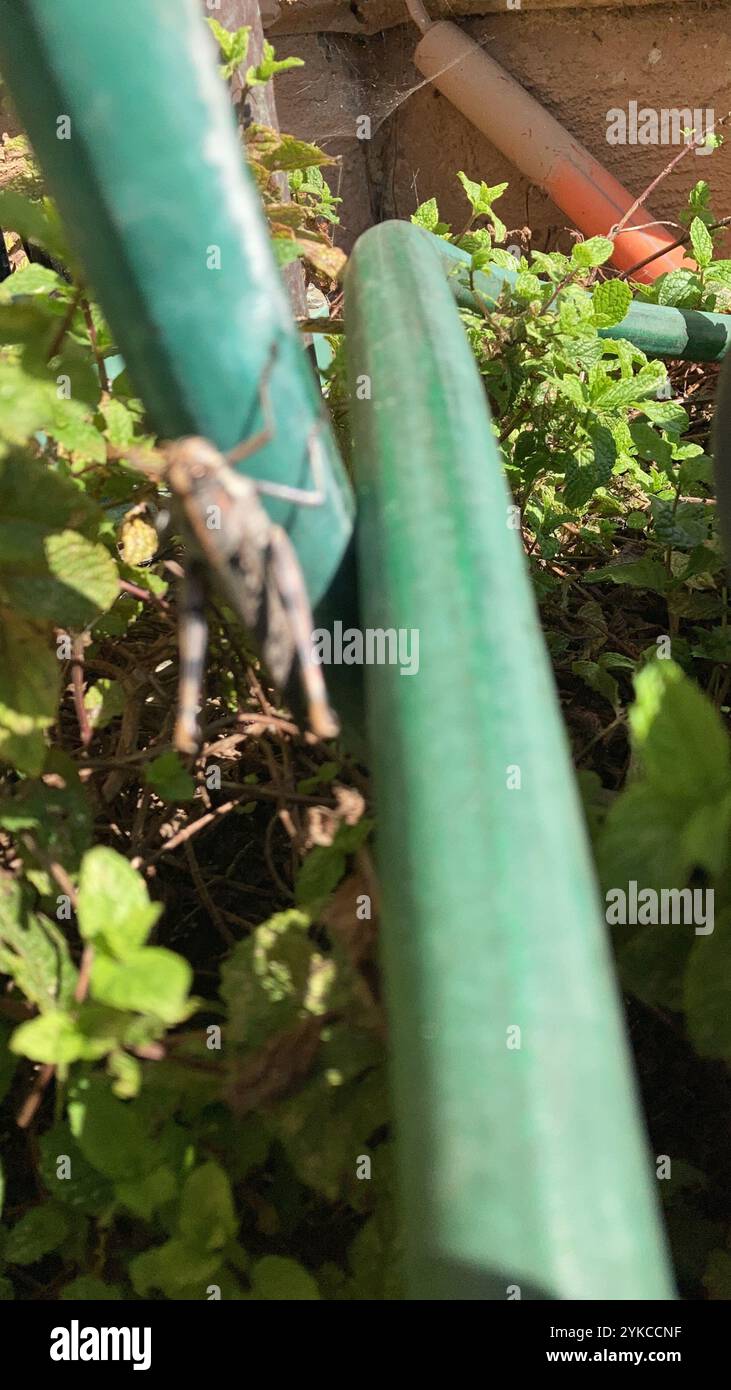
left=619, top=215, right=731, bottom=281
left=70, top=635, right=92, bottom=747
left=610, top=110, right=731, bottom=240
left=46, top=285, right=83, bottom=362
left=183, top=840, right=234, bottom=946
left=81, top=295, right=110, bottom=394
left=17, top=1066, right=55, bottom=1130
left=119, top=578, right=172, bottom=614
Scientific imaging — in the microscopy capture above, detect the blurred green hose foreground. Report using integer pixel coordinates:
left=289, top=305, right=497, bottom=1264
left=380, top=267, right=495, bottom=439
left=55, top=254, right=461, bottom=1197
left=346, top=221, right=674, bottom=1299
left=0, top=0, right=674, bottom=1299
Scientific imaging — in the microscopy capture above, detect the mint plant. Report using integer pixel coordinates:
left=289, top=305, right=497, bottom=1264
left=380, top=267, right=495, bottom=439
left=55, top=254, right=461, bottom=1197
left=636, top=181, right=731, bottom=312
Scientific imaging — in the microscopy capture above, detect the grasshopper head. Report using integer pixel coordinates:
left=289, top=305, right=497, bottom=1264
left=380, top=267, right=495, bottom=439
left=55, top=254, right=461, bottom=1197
left=163, top=437, right=227, bottom=492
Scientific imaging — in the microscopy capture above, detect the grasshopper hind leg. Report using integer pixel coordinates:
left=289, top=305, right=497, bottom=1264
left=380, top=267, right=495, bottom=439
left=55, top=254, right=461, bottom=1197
left=268, top=525, right=339, bottom=741
left=174, top=560, right=209, bottom=755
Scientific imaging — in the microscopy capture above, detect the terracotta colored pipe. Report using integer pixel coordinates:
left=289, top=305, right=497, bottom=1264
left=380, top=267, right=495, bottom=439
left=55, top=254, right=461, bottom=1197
left=413, top=21, right=689, bottom=282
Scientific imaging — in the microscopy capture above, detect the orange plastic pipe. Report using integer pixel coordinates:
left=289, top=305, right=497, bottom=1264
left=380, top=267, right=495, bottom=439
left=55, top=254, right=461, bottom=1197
left=413, top=22, right=688, bottom=282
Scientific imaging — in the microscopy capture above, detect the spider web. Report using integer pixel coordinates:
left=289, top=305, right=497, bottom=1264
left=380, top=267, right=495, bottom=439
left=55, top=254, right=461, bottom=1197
left=276, top=22, right=496, bottom=149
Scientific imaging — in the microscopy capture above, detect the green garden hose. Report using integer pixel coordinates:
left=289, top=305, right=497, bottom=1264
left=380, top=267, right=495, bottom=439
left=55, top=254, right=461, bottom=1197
left=435, top=234, right=731, bottom=363
left=345, top=220, right=674, bottom=1300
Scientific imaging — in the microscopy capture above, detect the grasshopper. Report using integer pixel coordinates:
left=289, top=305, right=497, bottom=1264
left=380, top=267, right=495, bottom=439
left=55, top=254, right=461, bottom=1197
left=123, top=361, right=340, bottom=753
left=162, top=430, right=339, bottom=753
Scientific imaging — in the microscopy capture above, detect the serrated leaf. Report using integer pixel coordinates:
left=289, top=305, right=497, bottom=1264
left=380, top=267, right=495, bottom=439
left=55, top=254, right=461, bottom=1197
left=206, top=17, right=250, bottom=68
left=592, top=278, right=632, bottom=328
left=107, top=1048, right=142, bottom=1100
left=39, top=1122, right=114, bottom=1213
left=0, top=528, right=119, bottom=629
left=45, top=531, right=119, bottom=625
left=657, top=269, right=703, bottom=309
left=0, top=359, right=58, bottom=443
left=249, top=1255, right=319, bottom=1300
left=4, top=1203, right=70, bottom=1265
left=246, top=41, right=304, bottom=87
left=563, top=457, right=597, bottom=511
left=571, top=659, right=619, bottom=709
left=0, top=875, right=77, bottom=1010
left=677, top=452, right=713, bottom=492
left=90, top=947, right=192, bottom=1024
left=640, top=399, right=689, bottom=432
left=630, top=661, right=731, bottom=805
left=72, top=1078, right=158, bottom=1181
left=586, top=557, right=669, bottom=594
left=652, top=498, right=711, bottom=550
left=144, top=751, right=196, bottom=803
left=485, top=248, right=520, bottom=271
left=115, top=1162, right=176, bottom=1220
left=101, top=397, right=139, bottom=447
left=0, top=751, right=92, bottom=890
left=273, top=1065, right=388, bottom=1201
left=456, top=171, right=507, bottom=220
left=514, top=272, right=542, bottom=300
left=706, top=261, right=731, bottom=291
left=77, top=847, right=162, bottom=957
left=0, top=613, right=59, bottom=768
left=0, top=451, right=99, bottom=535
left=255, top=131, right=332, bottom=174
left=595, top=361, right=667, bottom=409
left=84, top=678, right=125, bottom=730
left=60, top=1276, right=123, bottom=1300
left=598, top=783, right=693, bottom=895
left=554, top=376, right=586, bottom=409
left=129, top=1238, right=221, bottom=1298
left=630, top=421, right=673, bottom=469
left=295, top=238, right=346, bottom=281
left=410, top=198, right=440, bottom=232
left=0, top=191, right=70, bottom=266
left=295, top=843, right=348, bottom=910
left=572, top=237, right=614, bottom=269
left=48, top=406, right=106, bottom=463
left=530, top=249, right=571, bottom=281
left=178, top=1163, right=237, bottom=1252
left=588, top=420, right=617, bottom=483
left=689, top=215, right=713, bottom=269
left=0, top=264, right=64, bottom=300
left=10, top=1009, right=115, bottom=1065
left=220, top=910, right=320, bottom=1048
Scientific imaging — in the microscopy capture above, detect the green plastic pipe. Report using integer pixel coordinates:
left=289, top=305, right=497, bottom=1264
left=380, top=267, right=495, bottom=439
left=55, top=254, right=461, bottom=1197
left=0, top=0, right=354, bottom=615
left=346, top=220, right=674, bottom=1300
left=435, top=233, right=731, bottom=363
